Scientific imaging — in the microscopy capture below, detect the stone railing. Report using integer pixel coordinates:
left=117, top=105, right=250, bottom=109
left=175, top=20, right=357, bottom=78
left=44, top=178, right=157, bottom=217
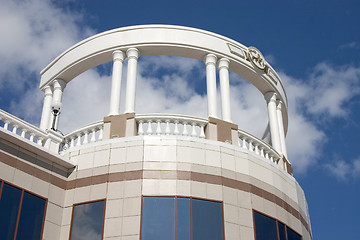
left=238, top=129, right=281, bottom=164
left=0, top=109, right=48, bottom=146
left=135, top=114, right=207, bottom=138
left=61, top=121, right=103, bottom=151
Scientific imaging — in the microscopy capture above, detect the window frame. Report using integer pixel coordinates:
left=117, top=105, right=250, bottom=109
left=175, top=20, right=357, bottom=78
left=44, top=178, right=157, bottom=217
left=140, top=195, right=225, bottom=240
left=69, top=198, right=106, bottom=240
left=253, top=209, right=302, bottom=240
left=0, top=179, right=48, bottom=240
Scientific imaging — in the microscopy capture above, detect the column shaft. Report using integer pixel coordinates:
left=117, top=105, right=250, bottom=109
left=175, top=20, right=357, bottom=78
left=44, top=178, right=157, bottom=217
left=39, top=86, right=53, bottom=130
left=264, top=92, right=282, bottom=154
left=124, top=48, right=139, bottom=113
left=277, top=100, right=288, bottom=158
left=218, top=58, right=232, bottom=122
left=204, top=54, right=218, bottom=118
left=49, top=79, right=66, bottom=130
left=109, top=50, right=125, bottom=115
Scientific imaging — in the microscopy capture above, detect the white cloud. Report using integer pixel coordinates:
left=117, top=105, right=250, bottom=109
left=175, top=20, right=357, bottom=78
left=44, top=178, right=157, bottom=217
left=326, top=157, right=360, bottom=180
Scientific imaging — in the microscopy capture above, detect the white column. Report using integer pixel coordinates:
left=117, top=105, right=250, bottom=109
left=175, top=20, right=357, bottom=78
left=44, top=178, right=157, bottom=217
left=204, top=54, right=218, bottom=118
left=276, top=100, right=288, bottom=158
left=39, top=86, right=53, bottom=130
left=124, top=48, right=139, bottom=114
left=264, top=92, right=282, bottom=154
left=49, top=79, right=66, bottom=130
left=218, top=58, right=232, bottom=122
left=109, top=50, right=125, bottom=115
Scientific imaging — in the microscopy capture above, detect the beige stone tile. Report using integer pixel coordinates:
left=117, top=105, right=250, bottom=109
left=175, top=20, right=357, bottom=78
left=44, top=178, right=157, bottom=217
left=206, top=149, right=221, bottom=167
left=107, top=182, right=125, bottom=200
left=126, top=139, right=144, bottom=147
left=59, top=224, right=70, bottom=240
left=106, top=199, right=124, bottom=218
left=109, top=163, right=126, bottom=173
left=110, top=147, right=126, bottom=165
left=94, top=149, right=110, bottom=167
left=13, top=169, right=32, bottom=190
left=224, top=222, right=240, bottom=240
left=46, top=202, right=63, bottom=225
left=143, top=145, right=176, bottom=162
left=123, top=197, right=141, bottom=216
left=77, top=152, right=94, bottom=170
left=127, top=146, right=144, bottom=163
left=238, top=207, right=253, bottom=227
left=70, top=150, right=80, bottom=157
left=263, top=199, right=276, bottom=217
left=95, top=143, right=111, bottom=151
left=176, top=146, right=192, bottom=163
left=43, top=220, right=61, bottom=240
left=251, top=194, right=264, bottom=213
left=176, top=180, right=191, bottom=196
left=191, top=181, right=206, bottom=199
left=61, top=206, right=73, bottom=226
left=206, top=183, right=223, bottom=201
left=74, top=186, right=91, bottom=204
left=206, top=165, right=222, bottom=176
left=49, top=185, right=66, bottom=207
left=90, top=183, right=107, bottom=200
left=159, top=180, right=177, bottom=195
left=76, top=168, right=93, bottom=179
left=191, top=163, right=206, bottom=174
left=222, top=186, right=237, bottom=206
left=80, top=146, right=95, bottom=154
left=122, top=215, right=141, bottom=236
left=142, top=179, right=161, bottom=195
left=177, top=162, right=191, bottom=171
left=205, top=144, right=220, bottom=152
left=93, top=165, right=109, bottom=176
left=122, top=235, right=140, bottom=240
left=124, top=180, right=142, bottom=198
left=125, top=162, right=143, bottom=171
left=235, top=155, right=249, bottom=175
left=63, top=189, right=75, bottom=207
left=31, top=177, right=50, bottom=198
left=0, top=162, right=15, bottom=182
left=237, top=190, right=252, bottom=210
left=224, top=204, right=239, bottom=224
left=104, top=217, right=122, bottom=237
left=240, top=225, right=254, bottom=240
left=111, top=140, right=127, bottom=149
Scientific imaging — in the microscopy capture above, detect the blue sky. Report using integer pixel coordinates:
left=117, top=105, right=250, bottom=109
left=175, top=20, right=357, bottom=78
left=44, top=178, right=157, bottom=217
left=0, top=0, right=360, bottom=239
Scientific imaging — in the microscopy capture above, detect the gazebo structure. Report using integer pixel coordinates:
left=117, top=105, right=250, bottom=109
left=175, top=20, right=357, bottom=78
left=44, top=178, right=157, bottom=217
left=0, top=25, right=311, bottom=240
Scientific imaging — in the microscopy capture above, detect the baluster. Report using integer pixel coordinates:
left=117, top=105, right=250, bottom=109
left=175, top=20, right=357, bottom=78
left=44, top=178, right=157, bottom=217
left=63, top=139, right=69, bottom=150
left=83, top=131, right=89, bottom=144
left=242, top=137, right=248, bottom=149
left=199, top=124, right=205, bottom=138
left=248, top=141, right=253, bottom=151
left=265, top=151, right=269, bottom=160
left=98, top=128, right=103, bottom=140
left=254, top=144, right=259, bottom=155
left=156, top=120, right=162, bottom=135
left=174, top=121, right=179, bottom=135
left=90, top=128, right=97, bottom=142
left=165, top=120, right=171, bottom=135
left=12, top=124, right=18, bottom=134
left=4, top=121, right=9, bottom=130
left=70, top=137, right=75, bottom=148
left=29, top=134, right=34, bottom=142
left=270, top=155, right=274, bottom=162
left=191, top=122, right=197, bottom=137
left=21, top=129, right=26, bottom=138
left=37, top=137, right=43, bottom=146
left=182, top=121, right=188, bottom=136
left=260, top=148, right=265, bottom=157
left=146, top=120, right=153, bottom=135
left=76, top=133, right=82, bottom=146
left=138, top=120, right=144, bottom=136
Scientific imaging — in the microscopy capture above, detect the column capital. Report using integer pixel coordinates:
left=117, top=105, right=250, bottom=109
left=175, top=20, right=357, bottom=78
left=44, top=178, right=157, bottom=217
left=52, top=79, right=67, bottom=91
left=218, top=58, right=230, bottom=70
left=42, top=85, right=53, bottom=96
left=264, top=91, right=277, bottom=103
left=203, top=54, right=217, bottom=65
left=126, top=48, right=139, bottom=60
left=113, top=50, right=125, bottom=62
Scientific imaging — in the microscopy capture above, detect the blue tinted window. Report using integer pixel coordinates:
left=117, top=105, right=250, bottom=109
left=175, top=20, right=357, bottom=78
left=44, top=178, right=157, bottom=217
left=142, top=197, right=175, bottom=240
left=192, top=199, right=224, bottom=240
left=177, top=197, right=190, bottom=240
left=0, top=183, right=22, bottom=240
left=254, top=211, right=278, bottom=240
left=16, top=191, right=46, bottom=240
left=287, top=226, right=302, bottom=240
left=70, top=200, right=105, bottom=240
left=278, top=222, right=286, bottom=240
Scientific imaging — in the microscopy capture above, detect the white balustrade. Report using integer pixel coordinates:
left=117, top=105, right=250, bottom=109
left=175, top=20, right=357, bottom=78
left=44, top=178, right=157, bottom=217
left=136, top=114, right=207, bottom=139
left=0, top=109, right=48, bottom=146
left=61, top=120, right=103, bottom=151
left=238, top=129, right=282, bottom=164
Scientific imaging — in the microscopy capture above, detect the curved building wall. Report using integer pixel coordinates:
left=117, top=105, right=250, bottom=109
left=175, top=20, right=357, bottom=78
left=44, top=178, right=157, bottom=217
left=0, top=134, right=312, bottom=240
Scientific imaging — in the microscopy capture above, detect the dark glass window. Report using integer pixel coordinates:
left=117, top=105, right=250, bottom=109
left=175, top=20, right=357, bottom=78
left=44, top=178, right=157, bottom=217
left=0, top=183, right=22, bottom=240
left=287, top=226, right=302, bottom=240
left=0, top=181, right=47, bottom=240
left=254, top=211, right=278, bottom=240
left=141, top=196, right=224, bottom=240
left=254, top=211, right=302, bottom=240
left=192, top=199, right=223, bottom=240
left=70, top=200, right=105, bottom=240
left=142, top=197, right=175, bottom=240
